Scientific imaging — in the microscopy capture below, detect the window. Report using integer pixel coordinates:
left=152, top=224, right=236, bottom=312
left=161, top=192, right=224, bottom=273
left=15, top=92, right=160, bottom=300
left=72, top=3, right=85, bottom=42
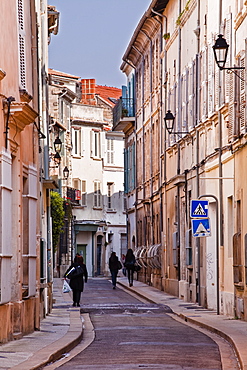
left=72, top=128, right=84, bottom=157
left=173, top=232, right=178, bottom=265
left=94, top=180, right=101, bottom=208
left=107, top=182, right=114, bottom=209
left=106, top=139, right=114, bottom=164
left=0, top=151, right=12, bottom=304
left=22, top=165, right=37, bottom=298
left=73, top=178, right=87, bottom=206
left=185, top=229, right=192, bottom=265
left=124, top=142, right=136, bottom=193
left=91, top=130, right=101, bottom=159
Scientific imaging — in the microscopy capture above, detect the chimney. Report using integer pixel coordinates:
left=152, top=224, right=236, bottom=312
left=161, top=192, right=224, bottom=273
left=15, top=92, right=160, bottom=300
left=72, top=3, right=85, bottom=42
left=80, top=79, right=96, bottom=105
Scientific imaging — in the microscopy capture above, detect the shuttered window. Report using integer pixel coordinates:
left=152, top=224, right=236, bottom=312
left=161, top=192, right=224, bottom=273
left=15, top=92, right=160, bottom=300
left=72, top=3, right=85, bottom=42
left=106, top=139, right=114, bottom=164
left=91, top=130, right=101, bottom=159
left=93, top=180, right=101, bottom=208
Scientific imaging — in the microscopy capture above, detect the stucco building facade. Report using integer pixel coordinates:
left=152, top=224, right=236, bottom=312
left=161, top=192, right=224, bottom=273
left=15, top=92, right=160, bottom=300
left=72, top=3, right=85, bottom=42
left=114, top=0, right=247, bottom=320
left=0, top=0, right=59, bottom=343
left=48, top=71, right=127, bottom=277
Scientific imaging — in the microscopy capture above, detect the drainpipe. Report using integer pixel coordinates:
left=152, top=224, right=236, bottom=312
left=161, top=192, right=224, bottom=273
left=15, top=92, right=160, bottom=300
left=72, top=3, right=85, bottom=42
left=194, top=0, right=201, bottom=305
left=140, top=29, right=154, bottom=245
left=4, top=96, right=16, bottom=150
left=218, top=0, right=224, bottom=249
left=176, top=0, right=182, bottom=282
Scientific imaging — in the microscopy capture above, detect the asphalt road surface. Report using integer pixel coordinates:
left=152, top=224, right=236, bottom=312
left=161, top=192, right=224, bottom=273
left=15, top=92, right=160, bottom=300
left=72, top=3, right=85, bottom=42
left=54, top=278, right=232, bottom=370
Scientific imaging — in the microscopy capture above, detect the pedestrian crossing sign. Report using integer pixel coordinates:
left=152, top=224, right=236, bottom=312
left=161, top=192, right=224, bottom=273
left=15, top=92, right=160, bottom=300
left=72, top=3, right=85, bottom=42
left=192, top=218, right=211, bottom=237
left=190, top=200, right=209, bottom=218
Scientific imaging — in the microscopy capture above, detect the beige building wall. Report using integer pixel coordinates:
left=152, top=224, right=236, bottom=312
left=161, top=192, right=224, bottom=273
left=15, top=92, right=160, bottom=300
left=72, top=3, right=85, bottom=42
left=118, top=0, right=247, bottom=320
left=0, top=0, right=40, bottom=343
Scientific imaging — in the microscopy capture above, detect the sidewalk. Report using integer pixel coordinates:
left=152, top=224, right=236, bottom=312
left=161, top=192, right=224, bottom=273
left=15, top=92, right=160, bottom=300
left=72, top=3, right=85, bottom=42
left=0, top=277, right=247, bottom=369
left=0, top=278, right=83, bottom=370
left=117, top=277, right=247, bottom=370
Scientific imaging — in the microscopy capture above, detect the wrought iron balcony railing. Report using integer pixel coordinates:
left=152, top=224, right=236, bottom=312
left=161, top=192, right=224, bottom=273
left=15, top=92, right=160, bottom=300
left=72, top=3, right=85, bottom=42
left=113, top=97, right=135, bottom=129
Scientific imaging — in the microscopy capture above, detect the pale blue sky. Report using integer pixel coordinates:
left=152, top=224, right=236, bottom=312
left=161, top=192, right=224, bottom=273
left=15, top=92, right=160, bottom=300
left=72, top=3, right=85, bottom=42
left=48, top=0, right=150, bottom=88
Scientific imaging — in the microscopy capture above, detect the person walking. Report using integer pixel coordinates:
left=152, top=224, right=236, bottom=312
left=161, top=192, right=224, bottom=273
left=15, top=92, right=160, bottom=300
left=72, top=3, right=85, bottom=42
left=124, top=248, right=136, bottom=287
left=109, top=251, right=121, bottom=289
left=64, top=255, right=88, bottom=307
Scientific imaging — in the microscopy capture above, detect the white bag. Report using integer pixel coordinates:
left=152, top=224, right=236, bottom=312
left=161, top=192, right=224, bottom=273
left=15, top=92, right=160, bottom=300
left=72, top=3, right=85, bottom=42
left=62, top=279, right=72, bottom=293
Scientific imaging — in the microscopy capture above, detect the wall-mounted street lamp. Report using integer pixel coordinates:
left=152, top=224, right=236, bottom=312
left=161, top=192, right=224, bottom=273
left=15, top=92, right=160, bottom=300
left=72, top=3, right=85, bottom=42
left=63, top=166, right=69, bottom=180
left=164, top=110, right=191, bottom=136
left=54, top=136, right=62, bottom=153
left=213, top=34, right=245, bottom=72
left=54, top=151, right=61, bottom=165
left=164, top=110, right=175, bottom=134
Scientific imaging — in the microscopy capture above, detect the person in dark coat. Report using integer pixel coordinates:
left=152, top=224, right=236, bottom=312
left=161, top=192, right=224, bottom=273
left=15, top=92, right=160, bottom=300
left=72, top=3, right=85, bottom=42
left=124, top=248, right=136, bottom=287
left=109, top=251, right=121, bottom=289
left=64, top=255, right=88, bottom=307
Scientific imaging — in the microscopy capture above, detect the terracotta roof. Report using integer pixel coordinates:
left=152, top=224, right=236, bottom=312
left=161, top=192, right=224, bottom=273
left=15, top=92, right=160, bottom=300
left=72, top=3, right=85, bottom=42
left=95, top=85, right=122, bottom=107
left=48, top=68, right=80, bottom=80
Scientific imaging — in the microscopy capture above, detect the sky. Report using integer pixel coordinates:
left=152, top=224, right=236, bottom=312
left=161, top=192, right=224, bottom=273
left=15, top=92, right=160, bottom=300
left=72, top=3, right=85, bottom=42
left=48, top=0, right=151, bottom=88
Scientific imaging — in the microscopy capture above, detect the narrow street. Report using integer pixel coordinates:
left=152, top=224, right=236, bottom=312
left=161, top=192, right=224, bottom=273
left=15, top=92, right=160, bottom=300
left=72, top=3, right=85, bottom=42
left=55, top=278, right=224, bottom=370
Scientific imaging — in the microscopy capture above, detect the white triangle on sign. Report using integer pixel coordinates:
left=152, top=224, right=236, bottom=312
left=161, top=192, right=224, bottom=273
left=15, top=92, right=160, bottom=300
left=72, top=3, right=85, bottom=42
left=193, top=203, right=206, bottom=216
left=196, top=222, right=208, bottom=234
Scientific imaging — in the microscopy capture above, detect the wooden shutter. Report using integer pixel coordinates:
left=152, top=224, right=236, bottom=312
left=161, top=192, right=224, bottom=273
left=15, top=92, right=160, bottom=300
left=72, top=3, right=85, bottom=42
left=208, top=42, right=215, bottom=116
left=233, top=232, right=242, bottom=283
left=81, top=180, right=86, bottom=206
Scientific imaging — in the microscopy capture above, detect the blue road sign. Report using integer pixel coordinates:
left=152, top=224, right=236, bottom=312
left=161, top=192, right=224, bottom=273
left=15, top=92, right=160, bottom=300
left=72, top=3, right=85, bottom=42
left=190, top=200, right=209, bottom=218
left=192, top=218, right=211, bottom=237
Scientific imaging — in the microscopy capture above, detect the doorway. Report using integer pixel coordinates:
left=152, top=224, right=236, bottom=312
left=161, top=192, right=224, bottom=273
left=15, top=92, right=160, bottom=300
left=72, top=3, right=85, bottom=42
left=77, top=244, right=87, bottom=265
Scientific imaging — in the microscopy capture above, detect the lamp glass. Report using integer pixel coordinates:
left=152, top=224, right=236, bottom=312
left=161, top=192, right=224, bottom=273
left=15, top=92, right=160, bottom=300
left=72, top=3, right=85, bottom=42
left=213, top=34, right=228, bottom=69
left=164, top=110, right=175, bottom=134
left=54, top=151, right=61, bottom=164
left=63, top=166, right=69, bottom=180
left=54, top=136, right=62, bottom=152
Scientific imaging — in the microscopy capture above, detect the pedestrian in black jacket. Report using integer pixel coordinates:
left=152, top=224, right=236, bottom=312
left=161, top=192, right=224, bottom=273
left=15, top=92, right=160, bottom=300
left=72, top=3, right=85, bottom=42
left=64, top=255, right=88, bottom=307
left=109, top=252, right=121, bottom=289
left=124, top=248, right=136, bottom=287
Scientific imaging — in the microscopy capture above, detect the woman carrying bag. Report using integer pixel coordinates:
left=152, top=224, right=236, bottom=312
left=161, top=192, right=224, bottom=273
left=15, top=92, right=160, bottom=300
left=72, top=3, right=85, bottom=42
left=124, top=248, right=136, bottom=287
left=64, top=255, right=88, bottom=307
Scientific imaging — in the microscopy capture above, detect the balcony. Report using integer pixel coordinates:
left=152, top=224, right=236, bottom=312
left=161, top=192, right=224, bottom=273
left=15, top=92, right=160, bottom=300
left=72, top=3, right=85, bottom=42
left=112, top=97, right=135, bottom=132
left=66, top=187, right=81, bottom=205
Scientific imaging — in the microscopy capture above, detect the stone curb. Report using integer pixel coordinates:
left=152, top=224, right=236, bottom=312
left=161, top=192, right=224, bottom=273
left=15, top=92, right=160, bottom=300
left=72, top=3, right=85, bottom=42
left=11, top=309, right=83, bottom=370
left=177, top=313, right=244, bottom=370
left=117, top=281, right=245, bottom=370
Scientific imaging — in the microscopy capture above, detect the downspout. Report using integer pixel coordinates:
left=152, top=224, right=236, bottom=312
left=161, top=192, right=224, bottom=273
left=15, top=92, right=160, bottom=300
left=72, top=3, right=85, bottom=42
left=140, top=29, right=154, bottom=245
left=195, top=0, right=201, bottom=305
left=177, top=0, right=182, bottom=282
left=218, top=0, right=224, bottom=250
left=4, top=96, right=16, bottom=150
left=218, top=0, right=224, bottom=314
